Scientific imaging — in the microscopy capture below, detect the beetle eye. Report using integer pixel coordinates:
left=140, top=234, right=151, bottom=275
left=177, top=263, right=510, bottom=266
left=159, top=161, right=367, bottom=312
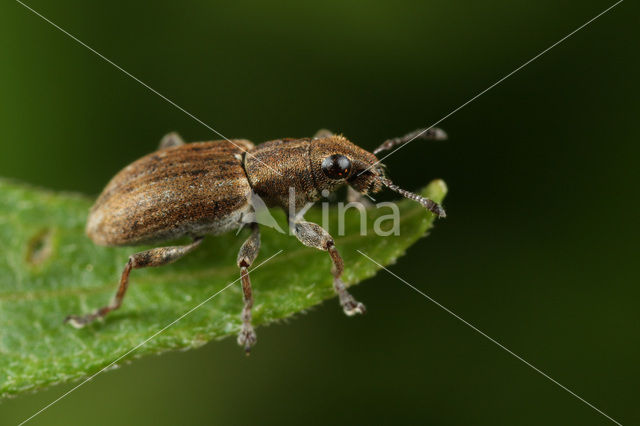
left=321, top=154, right=352, bottom=179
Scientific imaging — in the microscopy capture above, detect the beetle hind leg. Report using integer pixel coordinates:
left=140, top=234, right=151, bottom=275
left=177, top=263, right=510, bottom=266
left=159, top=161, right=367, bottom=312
left=236, top=223, right=261, bottom=354
left=65, top=237, right=203, bottom=328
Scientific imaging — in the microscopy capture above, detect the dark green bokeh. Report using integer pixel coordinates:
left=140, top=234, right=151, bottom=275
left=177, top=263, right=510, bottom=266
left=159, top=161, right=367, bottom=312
left=1, top=1, right=638, bottom=425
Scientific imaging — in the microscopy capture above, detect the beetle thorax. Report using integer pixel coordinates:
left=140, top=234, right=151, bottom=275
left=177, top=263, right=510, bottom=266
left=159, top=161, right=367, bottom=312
left=243, top=138, right=321, bottom=210
left=243, top=136, right=381, bottom=211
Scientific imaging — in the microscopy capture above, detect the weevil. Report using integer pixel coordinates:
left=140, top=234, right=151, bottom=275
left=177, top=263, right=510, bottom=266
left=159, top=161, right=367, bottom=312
left=65, top=128, right=447, bottom=353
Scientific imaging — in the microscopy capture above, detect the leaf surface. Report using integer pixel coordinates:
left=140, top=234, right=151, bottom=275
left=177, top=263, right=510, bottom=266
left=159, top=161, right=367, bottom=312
left=0, top=178, right=446, bottom=397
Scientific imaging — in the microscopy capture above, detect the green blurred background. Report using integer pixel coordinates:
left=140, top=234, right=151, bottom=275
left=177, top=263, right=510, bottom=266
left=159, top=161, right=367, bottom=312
left=1, top=0, right=638, bottom=425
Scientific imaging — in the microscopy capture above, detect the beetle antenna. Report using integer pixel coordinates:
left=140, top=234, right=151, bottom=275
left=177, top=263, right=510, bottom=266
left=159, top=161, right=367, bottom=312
left=373, top=127, right=447, bottom=155
left=379, top=177, right=446, bottom=218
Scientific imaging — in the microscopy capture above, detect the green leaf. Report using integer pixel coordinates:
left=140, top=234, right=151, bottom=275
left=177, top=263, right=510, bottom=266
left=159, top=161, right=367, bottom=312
left=0, top=178, right=447, bottom=397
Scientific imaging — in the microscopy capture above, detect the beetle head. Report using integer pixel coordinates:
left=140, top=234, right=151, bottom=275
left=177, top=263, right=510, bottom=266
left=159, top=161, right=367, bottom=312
left=310, top=131, right=446, bottom=218
left=310, top=135, right=382, bottom=195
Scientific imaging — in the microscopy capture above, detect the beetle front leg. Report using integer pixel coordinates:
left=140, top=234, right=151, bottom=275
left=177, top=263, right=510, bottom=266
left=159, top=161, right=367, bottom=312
left=65, top=237, right=203, bottom=328
left=347, top=186, right=373, bottom=208
left=292, top=220, right=365, bottom=316
left=236, top=223, right=261, bottom=354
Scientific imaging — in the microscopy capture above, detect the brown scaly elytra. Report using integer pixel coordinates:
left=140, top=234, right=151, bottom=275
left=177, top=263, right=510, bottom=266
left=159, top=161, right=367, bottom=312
left=67, top=128, right=447, bottom=354
left=87, top=139, right=255, bottom=246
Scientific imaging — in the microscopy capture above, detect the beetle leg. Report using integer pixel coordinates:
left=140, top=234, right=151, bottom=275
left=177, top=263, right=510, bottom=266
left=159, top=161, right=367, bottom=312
left=312, top=128, right=334, bottom=139
left=373, top=127, right=447, bottom=155
left=347, top=186, right=374, bottom=208
left=158, top=131, right=185, bottom=149
left=236, top=223, right=261, bottom=354
left=291, top=220, right=366, bottom=316
left=65, top=237, right=203, bottom=328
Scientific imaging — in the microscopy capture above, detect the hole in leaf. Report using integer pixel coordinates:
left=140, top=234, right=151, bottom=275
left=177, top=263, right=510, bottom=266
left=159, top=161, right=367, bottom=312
left=26, top=228, right=53, bottom=266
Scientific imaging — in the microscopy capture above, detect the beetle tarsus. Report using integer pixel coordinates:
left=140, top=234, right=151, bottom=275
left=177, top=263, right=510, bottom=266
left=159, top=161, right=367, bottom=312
left=328, top=244, right=366, bottom=316
left=336, top=281, right=367, bottom=316
left=64, top=313, right=94, bottom=328
left=238, top=325, right=257, bottom=355
left=236, top=223, right=261, bottom=353
left=158, top=131, right=185, bottom=149
left=64, top=300, right=117, bottom=327
left=373, top=127, right=447, bottom=155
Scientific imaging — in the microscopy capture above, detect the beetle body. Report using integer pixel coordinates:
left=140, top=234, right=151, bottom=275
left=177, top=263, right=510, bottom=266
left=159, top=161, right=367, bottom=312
left=69, top=129, right=447, bottom=354
left=87, top=135, right=382, bottom=246
left=87, top=139, right=254, bottom=246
